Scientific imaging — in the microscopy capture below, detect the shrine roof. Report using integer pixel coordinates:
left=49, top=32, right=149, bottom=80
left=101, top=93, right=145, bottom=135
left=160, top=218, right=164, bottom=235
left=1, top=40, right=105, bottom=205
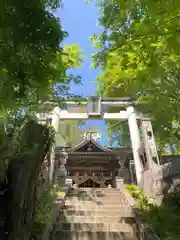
left=56, top=138, right=113, bottom=153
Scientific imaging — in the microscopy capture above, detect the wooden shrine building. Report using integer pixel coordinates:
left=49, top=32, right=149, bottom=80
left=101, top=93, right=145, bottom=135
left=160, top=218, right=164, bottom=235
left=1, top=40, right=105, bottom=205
left=55, top=137, right=136, bottom=188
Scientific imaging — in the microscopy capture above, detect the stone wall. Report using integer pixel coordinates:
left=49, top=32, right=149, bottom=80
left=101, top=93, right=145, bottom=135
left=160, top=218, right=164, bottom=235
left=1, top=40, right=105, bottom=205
left=140, top=170, right=154, bottom=198
left=141, top=156, right=180, bottom=201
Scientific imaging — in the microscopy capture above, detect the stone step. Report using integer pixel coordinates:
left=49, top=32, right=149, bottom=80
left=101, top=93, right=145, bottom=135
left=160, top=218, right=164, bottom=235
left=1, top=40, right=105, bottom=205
left=56, top=222, right=136, bottom=232
left=52, top=188, right=138, bottom=240
left=65, top=199, right=128, bottom=205
left=65, top=201, right=130, bottom=207
left=68, top=189, right=123, bottom=196
left=67, top=197, right=127, bottom=202
left=61, top=209, right=134, bottom=217
left=73, top=187, right=121, bottom=191
left=66, top=194, right=124, bottom=200
left=65, top=198, right=128, bottom=204
left=53, top=230, right=137, bottom=240
left=64, top=204, right=131, bottom=211
left=68, top=188, right=123, bottom=194
left=58, top=215, right=136, bottom=223
left=67, top=194, right=124, bottom=199
left=79, top=187, right=122, bottom=191
left=65, top=201, right=128, bottom=207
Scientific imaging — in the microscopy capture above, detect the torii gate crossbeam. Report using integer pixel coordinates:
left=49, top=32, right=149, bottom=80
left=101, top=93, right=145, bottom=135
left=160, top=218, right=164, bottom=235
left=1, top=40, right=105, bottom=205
left=49, top=110, right=141, bottom=120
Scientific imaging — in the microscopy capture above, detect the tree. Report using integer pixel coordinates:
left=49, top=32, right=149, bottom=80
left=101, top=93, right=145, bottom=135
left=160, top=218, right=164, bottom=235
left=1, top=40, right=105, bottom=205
left=56, top=108, right=101, bottom=147
left=0, top=0, right=83, bottom=113
left=0, top=0, right=84, bottom=160
left=0, top=1, right=84, bottom=238
left=0, top=0, right=84, bottom=182
left=0, top=0, right=84, bottom=170
left=106, top=120, right=130, bottom=148
left=57, top=121, right=83, bottom=147
left=55, top=106, right=85, bottom=147
left=89, top=0, right=180, bottom=150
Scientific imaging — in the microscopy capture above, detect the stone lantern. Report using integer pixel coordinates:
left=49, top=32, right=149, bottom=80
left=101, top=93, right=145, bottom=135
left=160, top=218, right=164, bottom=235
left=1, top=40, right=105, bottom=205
left=115, top=157, right=124, bottom=189
left=56, top=148, right=68, bottom=186
left=61, top=148, right=68, bottom=166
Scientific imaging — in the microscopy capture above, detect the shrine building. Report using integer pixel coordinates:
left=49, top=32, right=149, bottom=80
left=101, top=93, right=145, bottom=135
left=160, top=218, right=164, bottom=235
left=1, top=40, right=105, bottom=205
left=55, top=136, right=136, bottom=188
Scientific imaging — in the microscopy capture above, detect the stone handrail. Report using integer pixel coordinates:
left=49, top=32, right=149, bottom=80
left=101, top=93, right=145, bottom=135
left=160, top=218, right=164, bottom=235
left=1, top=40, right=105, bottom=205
left=39, top=186, right=70, bottom=240
left=122, top=186, right=160, bottom=240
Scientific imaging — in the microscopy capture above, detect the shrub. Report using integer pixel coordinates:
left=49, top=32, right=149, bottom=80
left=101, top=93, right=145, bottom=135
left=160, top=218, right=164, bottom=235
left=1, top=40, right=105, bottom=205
left=31, top=185, right=64, bottom=236
left=126, top=184, right=180, bottom=240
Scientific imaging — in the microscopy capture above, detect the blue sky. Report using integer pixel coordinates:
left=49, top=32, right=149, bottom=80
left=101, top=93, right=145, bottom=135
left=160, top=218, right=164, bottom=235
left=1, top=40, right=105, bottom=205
left=56, top=0, right=107, bottom=144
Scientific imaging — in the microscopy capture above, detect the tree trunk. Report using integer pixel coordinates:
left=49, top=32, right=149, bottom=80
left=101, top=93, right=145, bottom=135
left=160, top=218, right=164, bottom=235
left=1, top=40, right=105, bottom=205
left=9, top=120, right=53, bottom=240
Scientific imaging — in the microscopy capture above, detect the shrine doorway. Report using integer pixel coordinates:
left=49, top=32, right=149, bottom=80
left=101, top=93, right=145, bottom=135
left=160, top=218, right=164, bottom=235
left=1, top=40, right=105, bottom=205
left=78, top=178, right=101, bottom=188
left=78, top=178, right=100, bottom=188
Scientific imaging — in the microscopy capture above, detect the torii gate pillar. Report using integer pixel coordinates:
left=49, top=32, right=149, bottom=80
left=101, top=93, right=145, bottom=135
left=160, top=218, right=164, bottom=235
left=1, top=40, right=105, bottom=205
left=127, top=105, right=143, bottom=184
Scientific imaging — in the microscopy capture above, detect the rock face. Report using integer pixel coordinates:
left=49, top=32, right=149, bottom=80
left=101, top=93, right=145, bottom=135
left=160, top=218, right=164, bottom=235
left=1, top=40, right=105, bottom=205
left=51, top=188, right=138, bottom=240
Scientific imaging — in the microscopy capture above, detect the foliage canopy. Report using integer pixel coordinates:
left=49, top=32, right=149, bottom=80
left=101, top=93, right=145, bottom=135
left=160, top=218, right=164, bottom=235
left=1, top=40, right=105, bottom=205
left=0, top=0, right=84, bottom=181
left=0, top=0, right=83, bottom=113
left=90, top=0, right=180, bottom=149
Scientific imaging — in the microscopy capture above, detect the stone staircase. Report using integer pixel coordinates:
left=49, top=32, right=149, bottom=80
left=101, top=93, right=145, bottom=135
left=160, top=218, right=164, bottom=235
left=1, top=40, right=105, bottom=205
left=52, top=187, right=138, bottom=240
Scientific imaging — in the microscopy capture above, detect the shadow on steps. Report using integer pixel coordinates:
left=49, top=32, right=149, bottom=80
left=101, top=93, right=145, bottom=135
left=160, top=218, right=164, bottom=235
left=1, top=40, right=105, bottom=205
left=49, top=188, right=138, bottom=240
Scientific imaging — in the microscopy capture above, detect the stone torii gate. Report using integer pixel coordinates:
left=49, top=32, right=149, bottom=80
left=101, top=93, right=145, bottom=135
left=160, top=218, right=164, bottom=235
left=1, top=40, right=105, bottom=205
left=38, top=96, right=160, bottom=187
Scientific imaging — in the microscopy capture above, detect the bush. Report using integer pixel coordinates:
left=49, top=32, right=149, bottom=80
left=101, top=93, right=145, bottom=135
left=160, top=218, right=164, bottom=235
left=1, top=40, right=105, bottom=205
left=31, top=185, right=64, bottom=236
left=126, top=183, right=180, bottom=240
